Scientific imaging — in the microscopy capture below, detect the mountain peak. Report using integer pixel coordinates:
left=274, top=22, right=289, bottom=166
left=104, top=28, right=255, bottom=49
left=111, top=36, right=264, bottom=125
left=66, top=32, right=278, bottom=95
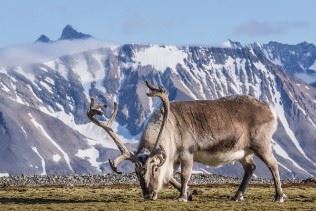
left=249, top=41, right=263, bottom=49
left=59, top=24, right=92, bottom=40
left=36, top=34, right=51, bottom=43
left=222, top=39, right=243, bottom=49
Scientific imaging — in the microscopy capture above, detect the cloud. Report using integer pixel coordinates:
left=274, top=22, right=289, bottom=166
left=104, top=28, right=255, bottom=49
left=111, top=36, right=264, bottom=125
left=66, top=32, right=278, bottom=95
left=122, top=13, right=174, bottom=33
left=122, top=14, right=146, bottom=33
left=234, top=20, right=309, bottom=36
left=0, top=39, right=113, bottom=67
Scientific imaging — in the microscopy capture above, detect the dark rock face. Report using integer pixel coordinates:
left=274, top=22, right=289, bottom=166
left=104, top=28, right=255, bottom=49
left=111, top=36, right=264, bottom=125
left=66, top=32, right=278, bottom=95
left=36, top=35, right=51, bottom=43
left=59, top=25, right=92, bottom=40
left=0, top=42, right=316, bottom=179
left=262, top=41, right=316, bottom=83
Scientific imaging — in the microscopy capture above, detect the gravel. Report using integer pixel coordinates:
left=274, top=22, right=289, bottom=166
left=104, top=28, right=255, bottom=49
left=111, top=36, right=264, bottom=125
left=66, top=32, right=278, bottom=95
left=0, top=174, right=313, bottom=188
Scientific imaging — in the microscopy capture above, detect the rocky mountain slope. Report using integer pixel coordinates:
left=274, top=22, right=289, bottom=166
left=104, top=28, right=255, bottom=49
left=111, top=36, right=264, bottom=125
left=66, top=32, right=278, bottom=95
left=262, top=41, right=316, bottom=83
left=0, top=26, right=316, bottom=178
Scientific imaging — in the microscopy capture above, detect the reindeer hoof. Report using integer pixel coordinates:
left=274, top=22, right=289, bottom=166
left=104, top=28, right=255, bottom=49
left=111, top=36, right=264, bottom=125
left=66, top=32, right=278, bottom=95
left=274, top=194, right=287, bottom=203
left=232, top=192, right=244, bottom=201
left=177, top=196, right=188, bottom=202
left=109, top=159, right=122, bottom=174
left=187, top=190, right=193, bottom=201
left=152, top=192, right=158, bottom=200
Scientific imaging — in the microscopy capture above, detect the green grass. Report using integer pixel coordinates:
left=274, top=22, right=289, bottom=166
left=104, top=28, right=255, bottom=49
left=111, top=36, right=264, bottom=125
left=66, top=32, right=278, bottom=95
left=0, top=184, right=315, bottom=210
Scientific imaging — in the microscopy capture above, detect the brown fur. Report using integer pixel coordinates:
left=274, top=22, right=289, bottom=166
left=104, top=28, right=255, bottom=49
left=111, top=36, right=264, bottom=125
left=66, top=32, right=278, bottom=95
left=138, top=95, right=285, bottom=202
left=140, top=95, right=275, bottom=154
left=88, top=82, right=285, bottom=202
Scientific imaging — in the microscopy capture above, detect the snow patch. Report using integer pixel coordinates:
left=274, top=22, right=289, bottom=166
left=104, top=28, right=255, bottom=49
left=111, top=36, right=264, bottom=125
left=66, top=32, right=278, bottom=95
left=295, top=73, right=316, bottom=83
left=28, top=113, right=73, bottom=172
left=13, top=66, right=36, bottom=83
left=26, top=84, right=44, bottom=104
left=65, top=53, right=107, bottom=100
left=0, top=82, right=10, bottom=92
left=0, top=173, right=9, bottom=177
left=271, top=140, right=310, bottom=175
left=21, top=126, right=27, bottom=137
left=273, top=92, right=316, bottom=168
left=75, top=146, right=104, bottom=170
left=31, top=146, right=47, bottom=175
left=134, top=45, right=187, bottom=71
left=310, top=60, right=316, bottom=71
left=39, top=81, right=53, bottom=94
left=52, top=154, right=61, bottom=162
left=45, top=60, right=68, bottom=79
left=0, top=67, right=7, bottom=74
left=90, top=53, right=106, bottom=93
left=263, top=48, right=282, bottom=66
left=45, top=77, right=55, bottom=85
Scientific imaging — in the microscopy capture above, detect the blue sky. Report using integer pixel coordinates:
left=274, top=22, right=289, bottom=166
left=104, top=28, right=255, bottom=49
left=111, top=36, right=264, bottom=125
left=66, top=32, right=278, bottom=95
left=0, top=0, right=315, bottom=47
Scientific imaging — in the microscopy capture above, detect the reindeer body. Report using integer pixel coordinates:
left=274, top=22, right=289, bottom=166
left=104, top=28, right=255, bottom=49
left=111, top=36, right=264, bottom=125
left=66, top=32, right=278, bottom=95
left=88, top=82, right=286, bottom=203
left=138, top=95, right=284, bottom=202
left=140, top=95, right=276, bottom=165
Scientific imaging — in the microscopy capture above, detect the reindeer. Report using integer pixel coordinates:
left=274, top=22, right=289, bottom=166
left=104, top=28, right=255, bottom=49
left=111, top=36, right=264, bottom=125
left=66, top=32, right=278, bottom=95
left=87, top=81, right=286, bottom=202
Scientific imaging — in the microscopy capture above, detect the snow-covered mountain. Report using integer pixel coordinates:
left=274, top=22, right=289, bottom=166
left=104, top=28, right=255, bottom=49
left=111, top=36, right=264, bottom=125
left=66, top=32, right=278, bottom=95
left=261, top=41, right=316, bottom=83
left=0, top=26, right=316, bottom=178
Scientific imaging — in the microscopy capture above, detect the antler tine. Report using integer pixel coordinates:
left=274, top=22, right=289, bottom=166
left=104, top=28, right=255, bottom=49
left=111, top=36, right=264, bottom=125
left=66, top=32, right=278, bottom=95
left=146, top=80, right=167, bottom=94
left=145, top=80, right=160, bottom=91
left=145, top=82, right=169, bottom=167
left=88, top=98, right=104, bottom=117
left=155, top=145, right=166, bottom=167
left=90, top=98, right=95, bottom=110
left=109, top=153, right=132, bottom=174
left=158, top=85, right=166, bottom=93
left=87, top=98, right=134, bottom=174
left=106, top=102, right=117, bottom=128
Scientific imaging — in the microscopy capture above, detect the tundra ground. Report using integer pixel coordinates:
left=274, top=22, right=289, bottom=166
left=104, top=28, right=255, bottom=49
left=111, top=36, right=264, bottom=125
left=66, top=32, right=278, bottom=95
left=0, top=184, right=314, bottom=210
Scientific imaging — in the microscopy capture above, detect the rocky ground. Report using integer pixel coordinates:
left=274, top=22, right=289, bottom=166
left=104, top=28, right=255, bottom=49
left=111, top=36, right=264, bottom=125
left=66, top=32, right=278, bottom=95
left=0, top=174, right=314, bottom=187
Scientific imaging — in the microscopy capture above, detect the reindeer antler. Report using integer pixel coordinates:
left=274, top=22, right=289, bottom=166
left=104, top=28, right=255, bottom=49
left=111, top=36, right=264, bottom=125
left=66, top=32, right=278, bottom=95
left=87, top=98, right=135, bottom=174
left=145, top=80, right=167, bottom=95
left=145, top=81, right=170, bottom=165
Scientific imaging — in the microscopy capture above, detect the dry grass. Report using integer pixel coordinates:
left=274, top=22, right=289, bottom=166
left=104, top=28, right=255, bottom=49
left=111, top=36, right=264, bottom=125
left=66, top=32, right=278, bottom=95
left=0, top=184, right=315, bottom=210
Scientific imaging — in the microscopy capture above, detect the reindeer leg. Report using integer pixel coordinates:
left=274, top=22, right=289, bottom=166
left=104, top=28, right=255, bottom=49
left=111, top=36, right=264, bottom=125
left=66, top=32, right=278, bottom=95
left=233, top=154, right=256, bottom=201
left=178, top=154, right=193, bottom=202
left=169, top=177, right=193, bottom=201
left=256, top=151, right=286, bottom=202
left=253, top=142, right=286, bottom=202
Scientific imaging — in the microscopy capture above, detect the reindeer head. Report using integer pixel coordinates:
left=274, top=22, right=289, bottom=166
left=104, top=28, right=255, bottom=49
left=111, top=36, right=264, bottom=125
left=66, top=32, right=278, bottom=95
left=134, top=81, right=170, bottom=199
left=87, top=81, right=170, bottom=200
left=133, top=145, right=167, bottom=200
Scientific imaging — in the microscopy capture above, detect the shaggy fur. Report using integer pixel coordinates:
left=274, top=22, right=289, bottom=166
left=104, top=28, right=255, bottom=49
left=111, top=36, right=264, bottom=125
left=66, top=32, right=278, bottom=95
left=138, top=95, right=285, bottom=202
